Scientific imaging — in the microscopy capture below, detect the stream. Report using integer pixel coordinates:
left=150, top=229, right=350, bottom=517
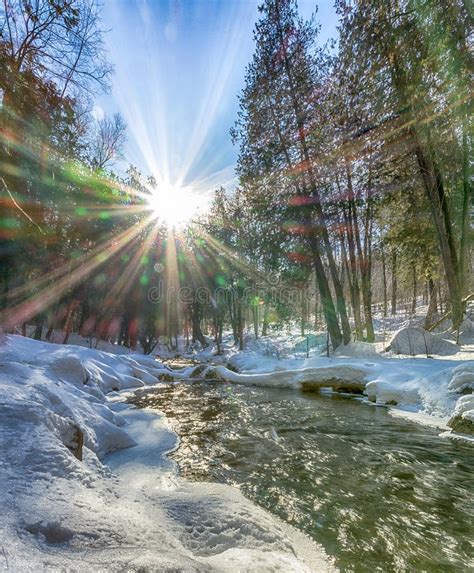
left=130, top=379, right=473, bottom=573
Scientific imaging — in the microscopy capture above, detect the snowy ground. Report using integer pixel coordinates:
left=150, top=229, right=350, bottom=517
left=186, top=340, right=474, bottom=443
left=159, top=333, right=474, bottom=443
left=0, top=334, right=335, bottom=572
left=173, top=304, right=474, bottom=442
left=1, top=308, right=473, bottom=571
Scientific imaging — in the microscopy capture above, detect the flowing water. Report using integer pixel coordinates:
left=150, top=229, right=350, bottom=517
left=130, top=381, right=474, bottom=572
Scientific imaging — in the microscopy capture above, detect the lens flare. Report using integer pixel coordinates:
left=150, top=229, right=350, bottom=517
left=146, top=183, right=202, bottom=227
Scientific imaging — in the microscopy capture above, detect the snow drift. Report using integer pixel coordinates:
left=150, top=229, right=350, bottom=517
left=188, top=340, right=474, bottom=440
left=0, top=334, right=334, bottom=572
left=388, top=326, right=460, bottom=356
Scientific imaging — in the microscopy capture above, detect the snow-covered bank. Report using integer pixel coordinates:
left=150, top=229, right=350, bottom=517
left=194, top=342, right=474, bottom=441
left=213, top=363, right=368, bottom=390
left=0, top=334, right=335, bottom=572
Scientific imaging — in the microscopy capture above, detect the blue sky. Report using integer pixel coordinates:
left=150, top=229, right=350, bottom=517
left=97, top=0, right=338, bottom=198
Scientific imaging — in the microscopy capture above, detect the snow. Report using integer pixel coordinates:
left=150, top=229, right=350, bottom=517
left=447, top=363, right=474, bottom=394
left=447, top=394, right=474, bottom=435
left=1, top=319, right=472, bottom=571
left=458, top=318, right=474, bottom=345
left=0, top=334, right=335, bottom=572
left=196, top=338, right=474, bottom=441
left=211, top=363, right=368, bottom=389
left=333, top=341, right=379, bottom=358
left=388, top=326, right=460, bottom=356
left=388, top=408, right=450, bottom=430
left=453, top=394, right=474, bottom=423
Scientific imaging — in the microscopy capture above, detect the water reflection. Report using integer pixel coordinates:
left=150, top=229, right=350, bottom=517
left=130, top=381, right=474, bottom=573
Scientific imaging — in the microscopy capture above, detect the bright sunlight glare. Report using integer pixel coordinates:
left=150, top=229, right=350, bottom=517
left=146, top=183, right=202, bottom=227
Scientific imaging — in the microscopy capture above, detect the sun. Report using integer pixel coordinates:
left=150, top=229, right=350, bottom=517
left=146, top=183, right=202, bottom=227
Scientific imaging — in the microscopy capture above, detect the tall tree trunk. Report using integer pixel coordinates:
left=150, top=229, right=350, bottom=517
left=252, top=305, right=259, bottom=339
left=267, top=100, right=343, bottom=348
left=0, top=247, right=11, bottom=313
left=341, top=198, right=363, bottom=340
left=261, top=295, right=269, bottom=336
left=300, top=288, right=307, bottom=336
left=228, top=294, right=238, bottom=344
left=33, top=315, right=44, bottom=340
left=350, top=172, right=374, bottom=342
left=309, top=235, right=342, bottom=349
left=360, top=263, right=375, bottom=342
left=438, top=282, right=444, bottom=315
left=413, top=139, right=463, bottom=328
left=341, top=233, right=363, bottom=340
left=272, top=10, right=349, bottom=347
left=381, top=245, right=388, bottom=318
left=78, top=285, right=90, bottom=333
left=62, top=299, right=77, bottom=344
left=314, top=294, right=319, bottom=331
left=391, top=251, right=397, bottom=316
left=459, top=112, right=472, bottom=296
left=424, top=279, right=438, bottom=330
left=45, top=325, right=54, bottom=341
left=237, top=300, right=244, bottom=351
left=319, top=220, right=351, bottom=344
left=411, top=265, right=417, bottom=315
left=389, top=51, right=463, bottom=329
left=216, top=317, right=223, bottom=355
left=191, top=302, right=207, bottom=348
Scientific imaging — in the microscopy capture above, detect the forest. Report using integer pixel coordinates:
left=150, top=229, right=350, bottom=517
left=0, top=1, right=473, bottom=572
left=1, top=0, right=471, bottom=353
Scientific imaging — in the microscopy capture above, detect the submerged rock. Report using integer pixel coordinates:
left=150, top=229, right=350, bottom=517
left=448, top=416, right=474, bottom=434
left=25, top=520, right=75, bottom=544
left=448, top=395, right=474, bottom=435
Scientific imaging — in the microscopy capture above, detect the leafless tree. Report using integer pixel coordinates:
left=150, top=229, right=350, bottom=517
left=1, top=0, right=112, bottom=97
left=89, top=112, right=126, bottom=170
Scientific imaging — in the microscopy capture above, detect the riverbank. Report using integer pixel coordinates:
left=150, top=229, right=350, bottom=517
left=1, top=332, right=472, bottom=570
left=167, top=340, right=474, bottom=442
left=0, top=334, right=334, bottom=572
left=129, top=380, right=474, bottom=572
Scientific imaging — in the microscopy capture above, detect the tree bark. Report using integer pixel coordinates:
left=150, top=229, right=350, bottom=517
left=237, top=301, right=244, bottom=351
left=341, top=198, right=363, bottom=340
left=309, top=235, right=342, bottom=349
left=391, top=251, right=397, bottom=316
left=272, top=8, right=349, bottom=347
left=33, top=315, right=44, bottom=340
left=424, top=279, right=438, bottom=330
left=191, top=302, right=207, bottom=348
left=413, top=139, right=463, bottom=328
left=266, top=101, right=343, bottom=348
left=261, top=295, right=269, bottom=336
left=300, top=288, right=307, bottom=336
left=388, top=51, right=464, bottom=329
left=459, top=112, right=472, bottom=296
left=411, top=265, right=417, bottom=315
left=350, top=170, right=374, bottom=342
left=252, top=304, right=259, bottom=340
left=381, top=245, right=388, bottom=317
